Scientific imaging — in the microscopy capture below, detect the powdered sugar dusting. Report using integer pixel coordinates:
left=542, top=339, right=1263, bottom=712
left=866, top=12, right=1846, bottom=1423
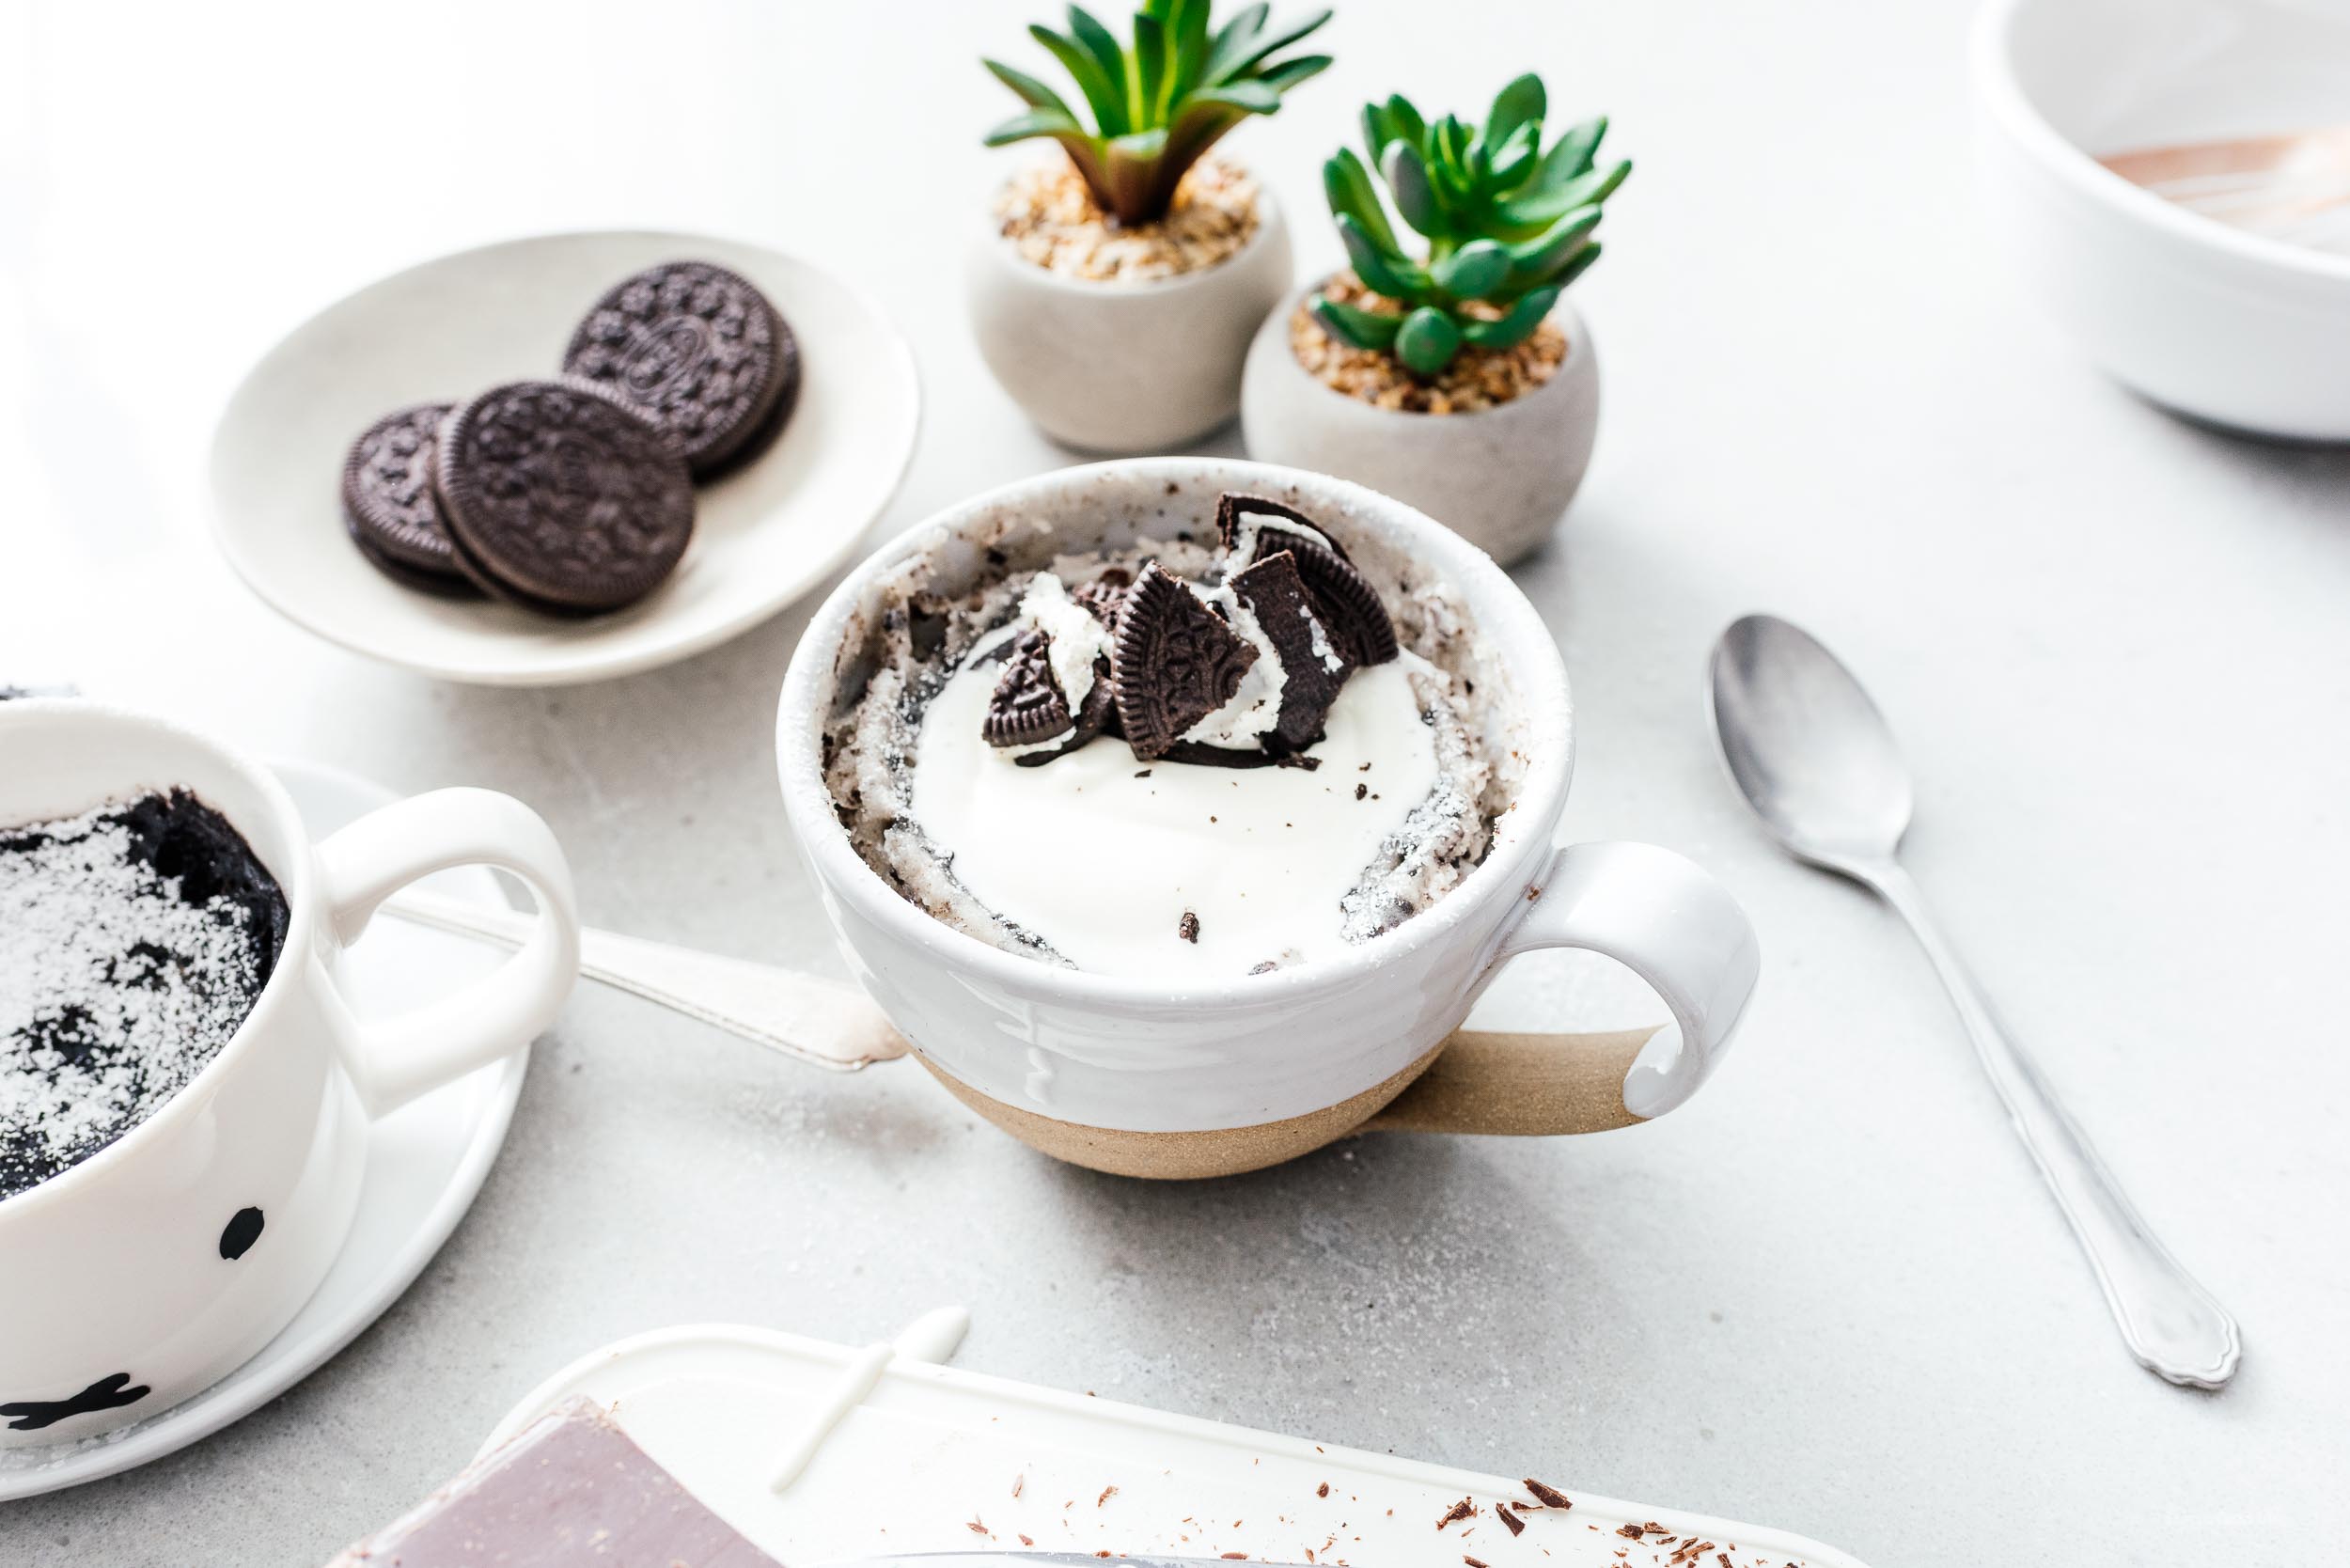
left=1, top=791, right=285, bottom=1200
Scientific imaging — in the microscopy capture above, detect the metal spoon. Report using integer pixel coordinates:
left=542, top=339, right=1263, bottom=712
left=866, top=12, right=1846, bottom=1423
left=1706, top=614, right=2240, bottom=1389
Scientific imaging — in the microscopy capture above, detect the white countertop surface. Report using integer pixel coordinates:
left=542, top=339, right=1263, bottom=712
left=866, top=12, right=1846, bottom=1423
left=3, top=1, right=2343, bottom=1562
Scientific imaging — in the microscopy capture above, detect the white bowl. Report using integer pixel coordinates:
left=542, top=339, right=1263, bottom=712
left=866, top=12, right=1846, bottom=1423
left=210, top=229, right=920, bottom=686
left=1972, top=0, right=2350, bottom=440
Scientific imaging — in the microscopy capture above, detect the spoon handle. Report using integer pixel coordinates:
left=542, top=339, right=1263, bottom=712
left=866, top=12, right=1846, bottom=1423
left=379, top=888, right=911, bottom=1074
left=1868, top=863, right=2241, bottom=1388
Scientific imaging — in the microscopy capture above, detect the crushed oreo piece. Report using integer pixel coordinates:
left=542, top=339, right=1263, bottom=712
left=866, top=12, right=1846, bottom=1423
left=1285, top=539, right=1399, bottom=667
left=981, top=630, right=1073, bottom=749
left=1113, top=563, right=1260, bottom=760
left=1231, top=548, right=1347, bottom=748
left=1178, top=911, right=1199, bottom=943
left=1073, top=568, right=1133, bottom=626
left=1215, top=492, right=1340, bottom=557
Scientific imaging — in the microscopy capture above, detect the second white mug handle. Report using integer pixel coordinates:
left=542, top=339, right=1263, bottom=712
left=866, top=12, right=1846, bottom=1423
left=1488, top=840, right=1762, bottom=1121
left=315, top=788, right=582, bottom=1116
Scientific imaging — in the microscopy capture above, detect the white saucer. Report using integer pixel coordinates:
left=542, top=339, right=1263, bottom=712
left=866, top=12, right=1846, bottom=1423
left=208, top=229, right=920, bottom=686
left=0, top=759, right=529, bottom=1500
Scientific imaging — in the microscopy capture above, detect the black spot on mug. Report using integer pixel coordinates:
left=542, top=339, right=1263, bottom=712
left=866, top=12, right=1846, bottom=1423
left=219, top=1206, right=264, bottom=1261
left=0, top=1372, right=151, bottom=1432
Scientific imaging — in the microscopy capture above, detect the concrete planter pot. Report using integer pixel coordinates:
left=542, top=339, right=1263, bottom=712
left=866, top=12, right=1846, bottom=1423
left=1240, top=276, right=1601, bottom=564
left=967, top=183, right=1293, bottom=454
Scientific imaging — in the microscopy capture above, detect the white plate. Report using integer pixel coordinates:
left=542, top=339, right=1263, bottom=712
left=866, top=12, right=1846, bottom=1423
left=209, top=230, right=920, bottom=685
left=0, top=759, right=528, bottom=1500
left=482, top=1322, right=1872, bottom=1568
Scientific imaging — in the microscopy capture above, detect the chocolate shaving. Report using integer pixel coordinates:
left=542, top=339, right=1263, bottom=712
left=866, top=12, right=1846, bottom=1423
left=1497, top=1508, right=1527, bottom=1537
left=1113, top=562, right=1260, bottom=760
left=1178, top=911, right=1200, bottom=944
left=1230, top=548, right=1347, bottom=748
left=1437, top=1498, right=1475, bottom=1530
left=1524, top=1480, right=1574, bottom=1511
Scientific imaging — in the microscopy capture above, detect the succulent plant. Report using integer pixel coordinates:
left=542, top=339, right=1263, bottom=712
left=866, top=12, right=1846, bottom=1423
left=1314, top=74, right=1628, bottom=376
left=983, top=0, right=1332, bottom=227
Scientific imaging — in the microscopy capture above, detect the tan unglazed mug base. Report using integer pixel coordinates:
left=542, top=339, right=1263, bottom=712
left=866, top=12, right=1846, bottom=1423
left=918, top=1027, right=1656, bottom=1180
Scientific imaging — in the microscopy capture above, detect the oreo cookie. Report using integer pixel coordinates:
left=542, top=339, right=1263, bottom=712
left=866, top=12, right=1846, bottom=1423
left=1230, top=548, right=1345, bottom=749
left=562, top=260, right=797, bottom=478
left=341, top=401, right=477, bottom=592
left=1214, top=493, right=1336, bottom=557
left=431, top=380, right=695, bottom=615
left=1216, top=494, right=1397, bottom=667
left=1283, top=540, right=1398, bottom=667
left=982, top=629, right=1114, bottom=765
left=1112, top=563, right=1261, bottom=761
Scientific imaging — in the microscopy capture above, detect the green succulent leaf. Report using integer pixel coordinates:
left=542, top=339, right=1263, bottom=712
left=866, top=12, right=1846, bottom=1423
left=1130, top=12, right=1165, bottom=124
left=1200, top=1, right=1269, bottom=80
left=1162, top=0, right=1213, bottom=107
left=1497, top=157, right=1629, bottom=229
left=1548, top=238, right=1603, bottom=290
left=1254, top=53, right=1331, bottom=94
left=1506, top=204, right=1602, bottom=282
left=1483, top=72, right=1545, bottom=155
left=1362, top=94, right=1422, bottom=166
left=1066, top=4, right=1130, bottom=102
left=1382, top=140, right=1445, bottom=239
left=1459, top=286, right=1559, bottom=350
left=1324, top=148, right=1400, bottom=254
left=1337, top=214, right=1429, bottom=299
left=1222, top=7, right=1331, bottom=77
left=984, top=58, right=1081, bottom=120
left=983, top=106, right=1088, bottom=147
left=1487, top=120, right=1538, bottom=186
left=1395, top=306, right=1464, bottom=375
left=1311, top=297, right=1403, bottom=351
left=1531, top=115, right=1607, bottom=191
left=1029, top=25, right=1126, bottom=134
left=1433, top=239, right=1512, bottom=301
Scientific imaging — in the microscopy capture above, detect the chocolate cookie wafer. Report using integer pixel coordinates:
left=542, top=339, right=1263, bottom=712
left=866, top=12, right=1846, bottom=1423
left=341, top=400, right=477, bottom=593
left=431, top=380, right=695, bottom=615
left=562, top=260, right=797, bottom=478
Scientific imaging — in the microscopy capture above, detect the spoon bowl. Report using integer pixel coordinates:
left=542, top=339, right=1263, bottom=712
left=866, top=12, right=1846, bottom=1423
left=1707, top=614, right=1912, bottom=873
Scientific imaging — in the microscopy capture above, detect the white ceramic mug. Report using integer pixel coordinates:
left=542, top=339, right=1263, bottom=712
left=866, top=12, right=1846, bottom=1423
left=0, top=701, right=580, bottom=1448
left=775, top=460, right=1762, bottom=1178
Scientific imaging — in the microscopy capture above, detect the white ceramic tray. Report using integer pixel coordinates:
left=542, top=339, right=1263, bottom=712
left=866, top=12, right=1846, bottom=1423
left=487, top=1323, right=1872, bottom=1568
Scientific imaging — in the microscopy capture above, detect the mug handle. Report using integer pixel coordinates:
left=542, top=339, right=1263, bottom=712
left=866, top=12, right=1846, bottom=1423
left=314, top=788, right=582, bottom=1117
left=1366, top=841, right=1761, bottom=1136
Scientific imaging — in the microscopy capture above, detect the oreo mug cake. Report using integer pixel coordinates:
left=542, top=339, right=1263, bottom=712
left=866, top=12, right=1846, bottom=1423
left=779, top=461, right=1762, bottom=1178
left=824, top=493, right=1511, bottom=977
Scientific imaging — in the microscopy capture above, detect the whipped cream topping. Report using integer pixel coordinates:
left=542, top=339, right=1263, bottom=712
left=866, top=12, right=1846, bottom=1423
left=914, top=641, right=1442, bottom=977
